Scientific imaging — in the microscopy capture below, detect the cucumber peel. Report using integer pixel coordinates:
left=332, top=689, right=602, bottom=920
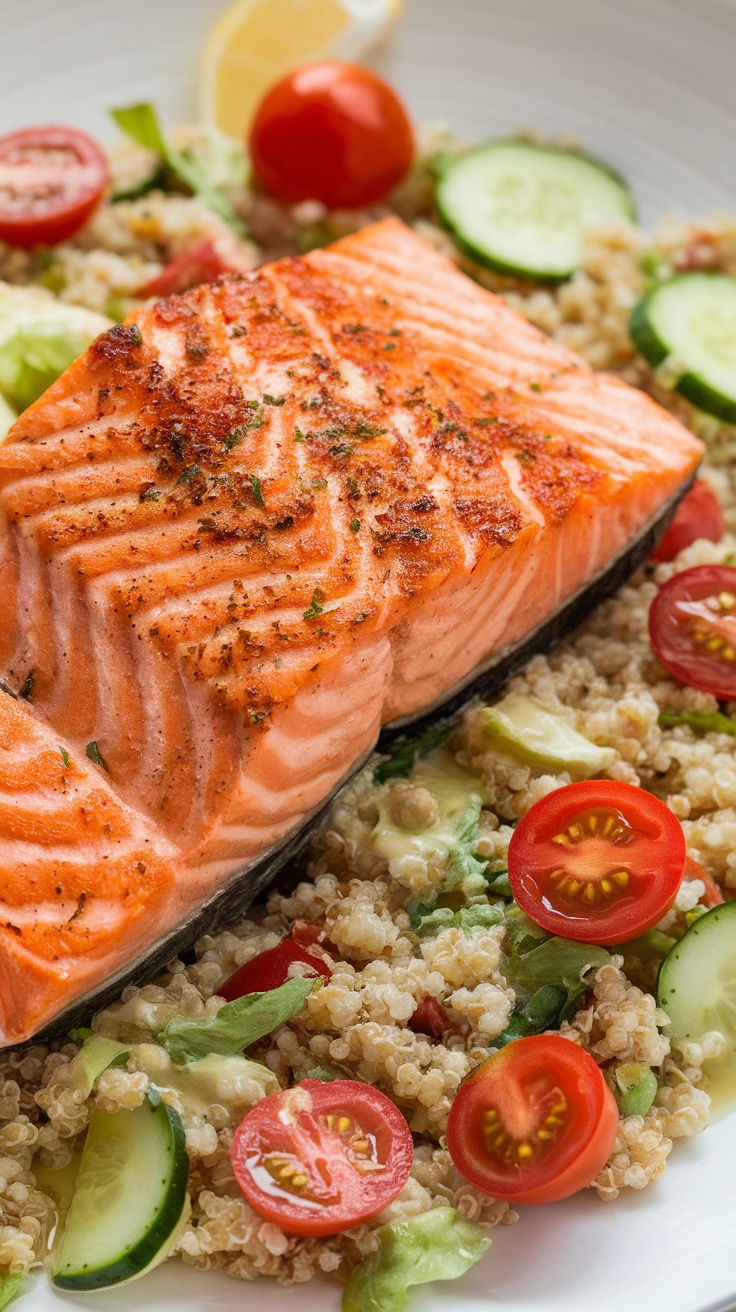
left=50, top=1090, right=189, bottom=1290
left=630, top=273, right=736, bottom=424
left=436, top=139, right=635, bottom=279
left=658, top=901, right=736, bottom=1044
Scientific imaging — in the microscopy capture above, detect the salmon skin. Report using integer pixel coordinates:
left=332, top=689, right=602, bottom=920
left=0, top=217, right=702, bottom=1044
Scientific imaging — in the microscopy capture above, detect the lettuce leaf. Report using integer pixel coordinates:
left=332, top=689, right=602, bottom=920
left=111, top=104, right=246, bottom=235
left=161, top=976, right=318, bottom=1063
left=342, top=1208, right=491, bottom=1312
left=373, top=720, right=457, bottom=785
left=0, top=1272, right=24, bottom=1311
left=411, top=901, right=504, bottom=937
left=495, top=983, right=568, bottom=1047
left=505, top=927, right=610, bottom=1019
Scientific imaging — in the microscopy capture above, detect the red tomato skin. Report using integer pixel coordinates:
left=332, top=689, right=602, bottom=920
left=249, top=61, right=414, bottom=209
left=649, top=565, right=736, bottom=699
left=231, top=1079, right=414, bottom=1235
left=447, top=1036, right=619, bottom=1205
left=218, top=939, right=331, bottom=1001
left=136, top=240, right=236, bottom=298
left=684, top=856, right=724, bottom=908
left=649, top=480, right=724, bottom=563
left=508, top=780, right=686, bottom=945
left=408, top=996, right=459, bottom=1040
left=0, top=126, right=109, bottom=248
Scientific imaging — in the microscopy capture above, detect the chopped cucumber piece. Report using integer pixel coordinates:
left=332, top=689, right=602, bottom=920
left=436, top=140, right=635, bottom=279
left=614, top=1062, right=658, bottom=1117
left=481, top=693, right=617, bottom=777
left=657, top=901, right=736, bottom=1044
left=630, top=273, right=736, bottom=423
left=51, top=1091, right=188, bottom=1291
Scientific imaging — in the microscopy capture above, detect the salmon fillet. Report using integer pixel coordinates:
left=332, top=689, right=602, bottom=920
left=0, top=218, right=702, bottom=1043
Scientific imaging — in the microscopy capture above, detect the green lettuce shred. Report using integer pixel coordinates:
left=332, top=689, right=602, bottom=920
left=505, top=924, right=611, bottom=1019
left=161, top=976, right=318, bottom=1063
left=495, top=983, right=568, bottom=1048
left=659, top=708, right=736, bottom=737
left=411, top=901, right=504, bottom=937
left=373, top=720, right=457, bottom=785
left=0, top=1272, right=24, bottom=1310
left=443, top=795, right=488, bottom=891
left=342, top=1208, right=491, bottom=1312
left=110, top=104, right=246, bottom=235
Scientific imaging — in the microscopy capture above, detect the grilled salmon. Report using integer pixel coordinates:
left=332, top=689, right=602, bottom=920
left=0, top=217, right=702, bottom=1043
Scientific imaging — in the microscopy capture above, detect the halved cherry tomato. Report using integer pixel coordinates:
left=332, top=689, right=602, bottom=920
left=135, top=240, right=237, bottom=299
left=649, top=480, right=724, bottom=563
left=231, top=1078, right=413, bottom=1235
left=408, top=996, right=459, bottom=1040
left=684, top=855, right=724, bottom=908
left=507, top=780, right=686, bottom=945
left=218, top=938, right=332, bottom=1001
left=649, top=565, right=736, bottom=699
left=249, top=61, right=414, bottom=209
left=0, top=126, right=109, bottom=248
left=290, top=918, right=341, bottom=958
left=447, top=1035, right=619, bottom=1204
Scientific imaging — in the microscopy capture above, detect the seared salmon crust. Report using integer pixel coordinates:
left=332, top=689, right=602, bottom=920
left=0, top=218, right=701, bottom=1043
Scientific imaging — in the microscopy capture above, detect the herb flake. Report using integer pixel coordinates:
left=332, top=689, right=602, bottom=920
left=303, top=589, right=325, bottom=621
left=86, top=741, right=108, bottom=771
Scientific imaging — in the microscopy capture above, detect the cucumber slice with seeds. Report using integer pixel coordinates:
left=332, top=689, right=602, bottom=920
left=657, top=900, right=736, bottom=1044
left=51, top=1090, right=188, bottom=1291
left=435, top=139, right=635, bottom=279
left=630, top=272, right=736, bottom=423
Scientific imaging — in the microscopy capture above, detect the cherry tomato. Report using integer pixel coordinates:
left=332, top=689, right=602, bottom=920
left=0, top=126, right=109, bottom=248
left=649, top=480, right=724, bottom=563
left=649, top=564, right=736, bottom=699
left=290, top=918, right=341, bottom=958
left=218, top=938, right=332, bottom=1001
left=135, top=239, right=237, bottom=298
left=408, top=996, right=459, bottom=1040
left=447, top=1035, right=618, bottom=1204
left=684, top=856, right=724, bottom=908
left=507, top=780, right=686, bottom=945
left=231, top=1078, right=413, bottom=1235
left=249, top=61, right=414, bottom=209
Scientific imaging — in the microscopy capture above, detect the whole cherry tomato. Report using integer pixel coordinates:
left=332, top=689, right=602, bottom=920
left=249, top=61, right=414, bottom=209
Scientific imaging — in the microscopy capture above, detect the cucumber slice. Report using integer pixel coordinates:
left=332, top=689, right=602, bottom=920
left=51, top=1090, right=188, bottom=1291
left=629, top=273, right=736, bottom=423
left=435, top=140, right=635, bottom=279
left=657, top=901, right=736, bottom=1044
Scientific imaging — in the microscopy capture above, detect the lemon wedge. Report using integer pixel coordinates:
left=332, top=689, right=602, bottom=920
left=200, top=0, right=402, bottom=141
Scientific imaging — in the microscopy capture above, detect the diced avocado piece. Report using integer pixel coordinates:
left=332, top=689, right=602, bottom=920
left=0, top=282, right=111, bottom=412
left=59, top=1035, right=130, bottom=1099
left=482, top=693, right=617, bottom=778
left=614, top=1062, right=658, bottom=1117
left=371, top=749, right=487, bottom=891
left=130, top=1044, right=278, bottom=1115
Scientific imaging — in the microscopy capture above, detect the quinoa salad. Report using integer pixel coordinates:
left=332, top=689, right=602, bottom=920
left=2, top=82, right=736, bottom=1311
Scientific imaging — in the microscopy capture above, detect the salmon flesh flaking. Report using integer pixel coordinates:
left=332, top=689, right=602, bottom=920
left=0, top=218, right=702, bottom=1043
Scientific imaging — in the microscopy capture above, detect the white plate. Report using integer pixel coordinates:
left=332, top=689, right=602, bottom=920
left=3, top=1, right=736, bottom=1309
